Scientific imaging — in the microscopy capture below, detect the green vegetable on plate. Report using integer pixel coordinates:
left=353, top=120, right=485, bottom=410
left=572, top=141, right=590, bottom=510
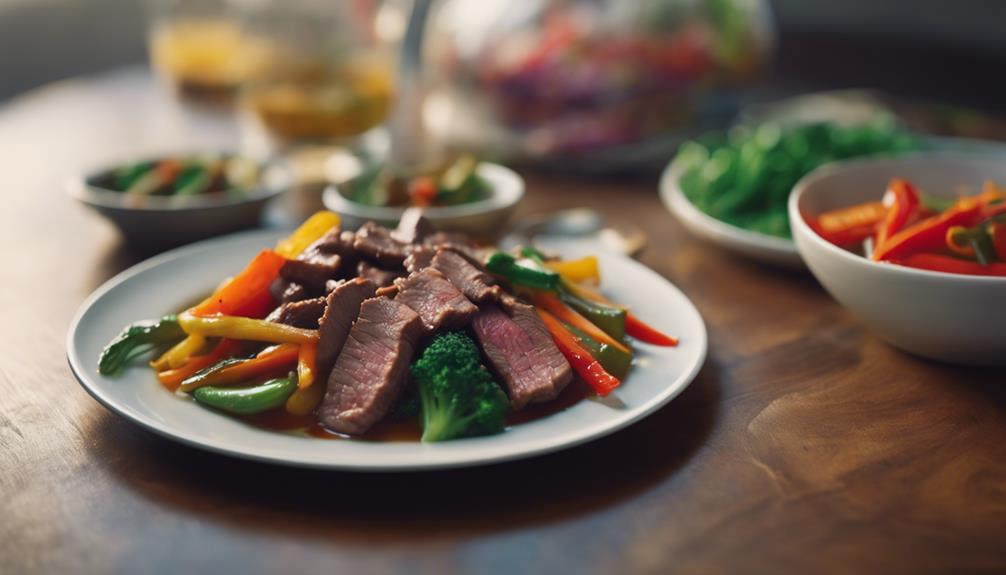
left=193, top=375, right=298, bottom=415
left=98, top=315, right=185, bottom=375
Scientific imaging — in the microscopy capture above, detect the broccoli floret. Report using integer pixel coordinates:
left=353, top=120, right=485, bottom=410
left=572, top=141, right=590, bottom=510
left=411, top=331, right=509, bottom=442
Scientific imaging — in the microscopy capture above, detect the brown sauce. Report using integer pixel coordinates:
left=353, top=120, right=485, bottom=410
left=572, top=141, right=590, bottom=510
left=238, top=381, right=590, bottom=442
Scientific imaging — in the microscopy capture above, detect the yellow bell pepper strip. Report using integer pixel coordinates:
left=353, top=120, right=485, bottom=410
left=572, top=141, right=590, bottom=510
left=178, top=312, right=319, bottom=344
left=98, top=315, right=186, bottom=375
left=156, top=338, right=243, bottom=392
left=275, top=211, right=341, bottom=258
left=296, top=341, right=317, bottom=390
left=872, top=198, right=985, bottom=262
left=895, top=253, right=1006, bottom=276
left=545, top=256, right=600, bottom=284
left=180, top=343, right=300, bottom=392
left=876, top=179, right=920, bottom=248
left=150, top=333, right=207, bottom=371
left=531, top=291, right=630, bottom=354
left=190, top=249, right=287, bottom=319
left=285, top=377, right=327, bottom=416
left=537, top=309, right=620, bottom=397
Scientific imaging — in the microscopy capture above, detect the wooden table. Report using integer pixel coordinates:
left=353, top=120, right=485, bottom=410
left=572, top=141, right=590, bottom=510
left=2, top=70, right=1004, bottom=575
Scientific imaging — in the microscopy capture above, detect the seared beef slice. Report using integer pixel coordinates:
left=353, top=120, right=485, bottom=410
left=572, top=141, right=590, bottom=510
left=431, top=249, right=500, bottom=303
left=319, top=298, right=424, bottom=435
left=353, top=222, right=409, bottom=268
left=316, top=278, right=377, bottom=378
left=394, top=268, right=477, bottom=333
left=274, top=297, right=326, bottom=329
left=280, top=229, right=349, bottom=289
left=472, top=302, right=573, bottom=410
left=357, top=260, right=400, bottom=288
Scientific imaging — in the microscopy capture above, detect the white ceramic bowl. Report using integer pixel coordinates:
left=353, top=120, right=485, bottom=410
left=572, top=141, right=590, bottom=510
left=69, top=155, right=291, bottom=250
left=322, top=162, right=524, bottom=237
left=659, top=159, right=803, bottom=267
left=789, top=153, right=1006, bottom=366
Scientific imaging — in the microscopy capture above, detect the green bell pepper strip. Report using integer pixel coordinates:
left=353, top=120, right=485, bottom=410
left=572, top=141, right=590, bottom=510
left=193, top=375, right=297, bottom=415
left=98, top=315, right=186, bottom=375
left=486, top=252, right=560, bottom=291
left=564, top=324, right=632, bottom=379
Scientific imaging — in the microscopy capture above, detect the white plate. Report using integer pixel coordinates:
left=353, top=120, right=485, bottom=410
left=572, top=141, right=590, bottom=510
left=659, top=159, right=803, bottom=267
left=67, top=229, right=707, bottom=471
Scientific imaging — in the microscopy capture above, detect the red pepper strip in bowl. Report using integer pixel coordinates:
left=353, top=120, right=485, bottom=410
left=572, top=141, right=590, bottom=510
left=872, top=198, right=985, bottom=262
left=991, top=222, right=1006, bottom=260
left=156, top=338, right=243, bottom=392
left=895, top=253, right=1006, bottom=277
left=190, top=249, right=287, bottom=319
left=537, top=309, right=620, bottom=396
left=876, top=179, right=920, bottom=248
left=180, top=343, right=300, bottom=392
left=812, top=201, right=888, bottom=247
left=625, top=313, right=679, bottom=347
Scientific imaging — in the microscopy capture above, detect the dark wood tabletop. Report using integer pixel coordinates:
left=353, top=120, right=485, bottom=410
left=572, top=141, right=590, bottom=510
left=2, top=70, right=1005, bottom=575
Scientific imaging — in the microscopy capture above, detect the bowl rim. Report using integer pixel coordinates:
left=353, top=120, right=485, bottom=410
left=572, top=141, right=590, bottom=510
left=67, top=153, right=291, bottom=212
left=789, top=151, right=1006, bottom=285
left=321, top=162, right=524, bottom=220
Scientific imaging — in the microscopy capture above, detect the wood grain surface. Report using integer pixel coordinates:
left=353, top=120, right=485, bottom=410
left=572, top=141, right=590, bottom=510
left=2, top=70, right=1005, bottom=575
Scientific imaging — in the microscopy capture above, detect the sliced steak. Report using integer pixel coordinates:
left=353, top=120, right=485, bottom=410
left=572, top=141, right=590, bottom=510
left=316, top=278, right=378, bottom=378
left=472, top=302, right=572, bottom=410
left=404, top=245, right=437, bottom=274
left=319, top=297, right=424, bottom=435
left=353, top=222, right=409, bottom=268
left=279, top=228, right=358, bottom=289
left=357, top=260, right=400, bottom=288
left=270, top=278, right=310, bottom=303
left=273, top=297, right=326, bottom=329
left=393, top=268, right=477, bottom=334
left=423, top=232, right=484, bottom=268
left=431, top=249, right=501, bottom=303
left=391, top=207, right=434, bottom=244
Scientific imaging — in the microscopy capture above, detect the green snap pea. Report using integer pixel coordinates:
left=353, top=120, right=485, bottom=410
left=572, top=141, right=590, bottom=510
left=98, top=315, right=184, bottom=375
left=192, top=376, right=297, bottom=415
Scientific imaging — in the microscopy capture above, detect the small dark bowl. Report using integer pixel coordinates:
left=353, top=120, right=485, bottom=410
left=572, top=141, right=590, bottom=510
left=68, top=154, right=291, bottom=250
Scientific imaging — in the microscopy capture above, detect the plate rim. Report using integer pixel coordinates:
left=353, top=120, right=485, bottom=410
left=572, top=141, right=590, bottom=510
left=67, top=229, right=708, bottom=472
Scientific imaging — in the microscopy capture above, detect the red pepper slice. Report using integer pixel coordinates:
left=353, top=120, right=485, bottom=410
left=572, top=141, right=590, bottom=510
left=872, top=198, right=985, bottom=262
left=991, top=222, right=1006, bottom=261
left=537, top=309, right=620, bottom=397
left=156, top=338, right=243, bottom=392
left=625, top=313, right=678, bottom=347
left=875, top=179, right=920, bottom=249
left=894, top=253, right=1006, bottom=276
left=810, top=201, right=887, bottom=247
left=191, top=249, right=286, bottom=319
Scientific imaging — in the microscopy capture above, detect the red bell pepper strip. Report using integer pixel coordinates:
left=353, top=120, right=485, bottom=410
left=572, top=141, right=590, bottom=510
left=625, top=313, right=679, bottom=347
left=531, top=291, right=630, bottom=354
left=813, top=201, right=887, bottom=247
left=190, top=249, right=286, bottom=318
left=156, top=338, right=243, bottom=392
left=894, top=253, right=1006, bottom=276
left=537, top=309, right=620, bottom=396
left=876, top=179, right=920, bottom=248
left=991, top=222, right=1006, bottom=261
left=872, top=199, right=985, bottom=262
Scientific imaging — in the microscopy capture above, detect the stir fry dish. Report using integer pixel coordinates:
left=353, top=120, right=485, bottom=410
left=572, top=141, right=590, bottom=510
left=675, top=119, right=919, bottom=238
left=98, top=210, right=677, bottom=442
left=95, top=154, right=262, bottom=199
left=809, top=180, right=1006, bottom=276
left=343, top=154, right=490, bottom=209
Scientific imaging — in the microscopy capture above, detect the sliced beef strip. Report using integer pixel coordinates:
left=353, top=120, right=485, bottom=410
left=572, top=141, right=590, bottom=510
left=353, top=222, right=409, bottom=268
left=273, top=297, right=326, bottom=329
left=279, top=228, right=358, bottom=289
left=423, top=232, right=485, bottom=268
left=319, top=297, right=424, bottom=435
left=316, top=278, right=378, bottom=379
left=357, top=260, right=401, bottom=288
left=404, top=245, right=437, bottom=274
left=431, top=249, right=501, bottom=303
left=391, top=207, right=434, bottom=244
left=472, top=302, right=573, bottom=410
left=393, top=267, right=477, bottom=334
left=270, top=278, right=310, bottom=303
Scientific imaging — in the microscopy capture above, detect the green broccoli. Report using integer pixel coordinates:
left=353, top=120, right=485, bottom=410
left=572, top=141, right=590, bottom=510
left=411, top=331, right=509, bottom=442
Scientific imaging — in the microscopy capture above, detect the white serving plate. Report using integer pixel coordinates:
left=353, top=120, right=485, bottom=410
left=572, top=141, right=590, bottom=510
left=67, top=229, right=707, bottom=470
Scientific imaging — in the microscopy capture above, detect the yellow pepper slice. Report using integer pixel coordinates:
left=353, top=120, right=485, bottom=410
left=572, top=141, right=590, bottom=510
left=285, top=378, right=327, bottom=416
left=545, top=256, right=600, bottom=284
left=275, top=211, right=341, bottom=258
left=178, top=312, right=319, bottom=344
left=150, top=333, right=207, bottom=371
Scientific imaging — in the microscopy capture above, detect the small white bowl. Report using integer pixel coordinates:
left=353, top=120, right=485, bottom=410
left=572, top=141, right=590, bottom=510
left=789, top=153, right=1006, bottom=366
left=322, top=162, right=524, bottom=236
left=69, top=155, right=291, bottom=250
left=659, top=159, right=803, bottom=267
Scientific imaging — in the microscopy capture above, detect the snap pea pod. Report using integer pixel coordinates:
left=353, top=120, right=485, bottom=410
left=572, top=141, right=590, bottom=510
left=98, top=315, right=185, bottom=375
left=193, top=375, right=297, bottom=415
left=486, top=252, right=561, bottom=291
